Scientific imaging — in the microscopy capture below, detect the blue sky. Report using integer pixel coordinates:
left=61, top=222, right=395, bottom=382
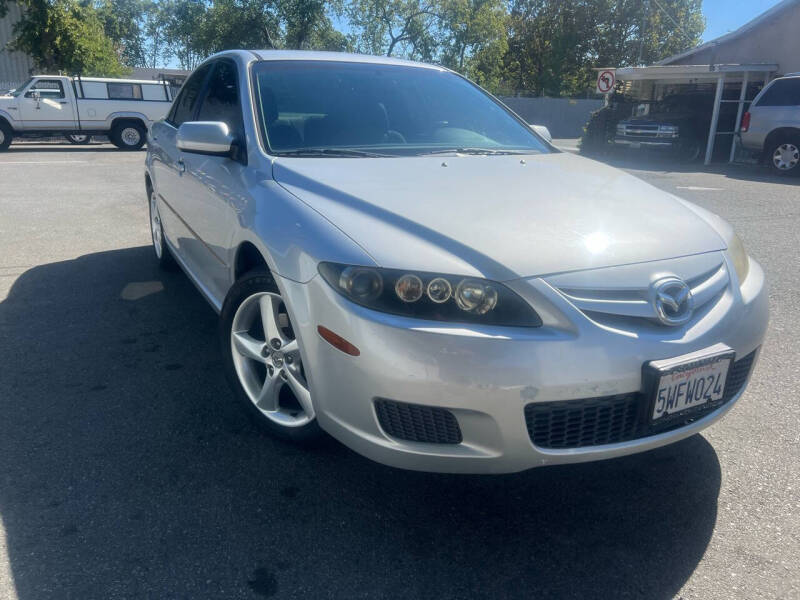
left=701, top=0, right=785, bottom=41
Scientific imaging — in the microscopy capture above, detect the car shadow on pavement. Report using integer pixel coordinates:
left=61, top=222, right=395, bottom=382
left=0, top=247, right=721, bottom=599
left=5, top=144, right=121, bottom=154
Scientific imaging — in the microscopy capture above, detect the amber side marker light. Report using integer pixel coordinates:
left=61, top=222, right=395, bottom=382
left=317, top=326, right=361, bottom=356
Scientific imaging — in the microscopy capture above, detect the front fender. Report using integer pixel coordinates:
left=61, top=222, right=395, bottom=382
left=229, top=179, right=375, bottom=284
left=0, top=108, right=20, bottom=129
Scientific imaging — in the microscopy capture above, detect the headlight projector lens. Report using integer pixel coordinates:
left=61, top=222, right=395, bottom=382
left=455, top=279, right=498, bottom=314
left=395, top=274, right=424, bottom=302
left=426, top=277, right=452, bottom=303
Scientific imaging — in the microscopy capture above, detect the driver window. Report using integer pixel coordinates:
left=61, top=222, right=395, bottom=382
left=26, top=80, right=65, bottom=99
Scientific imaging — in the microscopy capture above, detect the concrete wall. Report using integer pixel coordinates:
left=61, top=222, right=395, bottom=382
left=499, top=97, right=603, bottom=138
left=0, top=1, right=34, bottom=88
left=667, top=3, right=800, bottom=75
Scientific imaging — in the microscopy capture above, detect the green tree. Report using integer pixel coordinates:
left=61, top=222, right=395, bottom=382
left=344, top=0, right=441, bottom=59
left=0, top=0, right=128, bottom=75
left=96, top=0, right=147, bottom=66
left=438, top=0, right=507, bottom=88
left=502, top=0, right=704, bottom=97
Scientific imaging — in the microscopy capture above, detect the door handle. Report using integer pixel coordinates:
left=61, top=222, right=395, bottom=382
left=177, top=158, right=186, bottom=174
left=59, top=100, right=69, bottom=105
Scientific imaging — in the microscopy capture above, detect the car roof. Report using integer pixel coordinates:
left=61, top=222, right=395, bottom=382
left=208, top=49, right=446, bottom=72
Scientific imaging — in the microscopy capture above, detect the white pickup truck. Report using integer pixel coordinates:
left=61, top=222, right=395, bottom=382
left=0, top=75, right=176, bottom=151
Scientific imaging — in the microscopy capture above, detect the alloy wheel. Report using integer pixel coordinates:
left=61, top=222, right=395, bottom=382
left=230, top=292, right=313, bottom=427
left=121, top=127, right=142, bottom=147
left=773, top=143, right=799, bottom=171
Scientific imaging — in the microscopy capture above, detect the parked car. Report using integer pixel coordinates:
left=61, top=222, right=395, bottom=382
left=614, top=92, right=738, bottom=161
left=0, top=75, right=175, bottom=151
left=740, top=74, right=800, bottom=175
left=145, top=50, right=768, bottom=473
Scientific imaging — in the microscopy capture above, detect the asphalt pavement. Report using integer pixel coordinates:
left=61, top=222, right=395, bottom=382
left=0, top=143, right=797, bottom=600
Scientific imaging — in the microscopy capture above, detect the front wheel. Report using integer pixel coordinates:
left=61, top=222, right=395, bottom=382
left=148, top=189, right=177, bottom=270
left=220, top=270, right=322, bottom=443
left=767, top=136, right=800, bottom=176
left=0, top=121, right=12, bottom=151
left=111, top=122, right=146, bottom=151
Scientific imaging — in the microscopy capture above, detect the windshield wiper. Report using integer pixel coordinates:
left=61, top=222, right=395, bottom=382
left=417, top=147, right=527, bottom=156
left=274, top=147, right=391, bottom=158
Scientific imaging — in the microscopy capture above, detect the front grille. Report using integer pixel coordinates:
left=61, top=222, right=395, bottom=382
left=375, top=399, right=462, bottom=444
left=525, top=351, right=757, bottom=449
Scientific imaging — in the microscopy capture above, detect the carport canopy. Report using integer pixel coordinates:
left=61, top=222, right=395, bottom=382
left=611, top=63, right=779, bottom=164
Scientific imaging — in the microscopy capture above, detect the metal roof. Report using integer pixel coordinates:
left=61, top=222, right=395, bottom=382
left=657, top=0, right=800, bottom=66
left=615, top=63, right=779, bottom=81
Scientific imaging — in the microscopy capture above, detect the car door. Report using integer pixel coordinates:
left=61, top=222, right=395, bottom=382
left=751, top=78, right=800, bottom=147
left=18, top=78, right=77, bottom=129
left=174, top=58, right=249, bottom=301
left=149, top=63, right=212, bottom=264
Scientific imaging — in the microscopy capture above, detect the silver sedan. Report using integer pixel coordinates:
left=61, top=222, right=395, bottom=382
left=145, top=50, right=768, bottom=473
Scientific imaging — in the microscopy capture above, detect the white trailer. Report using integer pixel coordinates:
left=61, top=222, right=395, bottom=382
left=0, top=75, right=176, bottom=150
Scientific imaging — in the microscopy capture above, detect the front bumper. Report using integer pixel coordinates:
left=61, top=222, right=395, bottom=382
left=278, top=257, right=768, bottom=473
left=614, top=137, right=677, bottom=148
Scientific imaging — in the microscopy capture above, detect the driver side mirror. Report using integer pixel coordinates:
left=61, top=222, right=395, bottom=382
left=530, top=124, right=552, bottom=143
left=177, top=121, right=235, bottom=157
left=26, top=90, right=41, bottom=101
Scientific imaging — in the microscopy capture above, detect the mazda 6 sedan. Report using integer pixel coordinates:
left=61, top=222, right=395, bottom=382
left=144, top=50, right=768, bottom=473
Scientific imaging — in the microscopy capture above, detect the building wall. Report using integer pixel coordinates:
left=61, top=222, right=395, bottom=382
left=499, top=97, right=604, bottom=138
left=668, top=4, right=800, bottom=75
left=0, top=1, right=34, bottom=89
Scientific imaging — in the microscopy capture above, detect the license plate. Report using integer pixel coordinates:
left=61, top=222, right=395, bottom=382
left=630, top=142, right=641, bottom=149
left=646, top=347, right=734, bottom=421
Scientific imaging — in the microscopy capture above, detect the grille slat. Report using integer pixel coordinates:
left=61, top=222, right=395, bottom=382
left=375, top=399, right=462, bottom=444
left=525, top=351, right=756, bottom=449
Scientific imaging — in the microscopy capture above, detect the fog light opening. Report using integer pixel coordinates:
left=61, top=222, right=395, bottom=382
left=317, top=325, right=360, bottom=356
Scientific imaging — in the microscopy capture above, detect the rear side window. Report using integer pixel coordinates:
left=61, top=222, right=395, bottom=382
left=168, top=63, right=212, bottom=127
left=756, top=79, right=800, bottom=107
left=107, top=82, right=143, bottom=100
left=196, top=60, right=244, bottom=138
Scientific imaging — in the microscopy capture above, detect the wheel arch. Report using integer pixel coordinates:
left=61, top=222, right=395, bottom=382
left=108, top=113, right=149, bottom=132
left=233, top=240, right=271, bottom=281
left=764, top=127, right=800, bottom=150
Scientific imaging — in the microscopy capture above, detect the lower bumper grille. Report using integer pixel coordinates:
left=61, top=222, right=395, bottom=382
left=375, top=399, right=462, bottom=444
left=525, top=350, right=757, bottom=449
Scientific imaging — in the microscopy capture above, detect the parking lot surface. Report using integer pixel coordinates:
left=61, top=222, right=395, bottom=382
left=0, top=144, right=798, bottom=599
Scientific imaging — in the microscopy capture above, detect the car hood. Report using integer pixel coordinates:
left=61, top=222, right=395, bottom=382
left=272, top=152, right=726, bottom=281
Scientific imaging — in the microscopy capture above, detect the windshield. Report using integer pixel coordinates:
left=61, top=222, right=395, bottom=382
left=8, top=78, right=34, bottom=97
left=252, top=60, right=550, bottom=157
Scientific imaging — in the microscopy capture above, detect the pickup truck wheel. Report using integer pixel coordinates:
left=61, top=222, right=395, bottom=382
left=0, top=121, right=12, bottom=151
left=149, top=190, right=177, bottom=269
left=111, top=122, right=146, bottom=151
left=220, top=270, right=322, bottom=444
left=768, top=136, right=800, bottom=176
left=66, top=134, right=90, bottom=145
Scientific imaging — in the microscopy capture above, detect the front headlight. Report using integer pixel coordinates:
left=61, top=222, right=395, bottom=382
left=318, top=263, right=542, bottom=327
left=728, top=233, right=750, bottom=285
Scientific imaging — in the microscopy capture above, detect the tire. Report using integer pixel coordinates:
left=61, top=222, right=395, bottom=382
left=680, top=139, right=702, bottom=162
left=111, top=121, right=146, bottom=151
left=66, top=133, right=90, bottom=145
left=0, top=120, right=12, bottom=151
left=148, top=187, right=177, bottom=270
left=766, top=135, right=800, bottom=176
left=220, top=269, right=322, bottom=444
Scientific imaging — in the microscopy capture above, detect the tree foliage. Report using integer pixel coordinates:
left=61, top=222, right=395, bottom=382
left=0, top=0, right=128, bottom=75
left=1, top=0, right=706, bottom=96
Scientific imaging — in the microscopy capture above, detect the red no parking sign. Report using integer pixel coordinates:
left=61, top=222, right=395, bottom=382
left=596, top=70, right=615, bottom=94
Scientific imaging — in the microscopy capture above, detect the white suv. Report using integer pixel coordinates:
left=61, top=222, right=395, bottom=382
left=740, top=75, right=800, bottom=175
